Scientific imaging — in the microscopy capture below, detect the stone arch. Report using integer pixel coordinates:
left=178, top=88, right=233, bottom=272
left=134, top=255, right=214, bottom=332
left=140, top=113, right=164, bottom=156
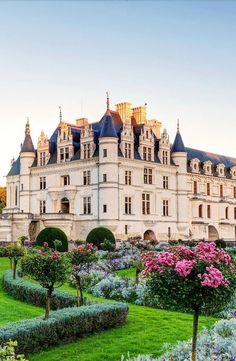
left=143, top=229, right=156, bottom=241
left=61, top=197, right=70, bottom=214
left=208, top=225, right=219, bottom=241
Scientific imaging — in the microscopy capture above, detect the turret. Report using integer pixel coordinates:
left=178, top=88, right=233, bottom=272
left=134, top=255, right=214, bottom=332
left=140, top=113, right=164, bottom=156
left=171, top=120, right=187, bottom=173
left=19, top=120, right=35, bottom=212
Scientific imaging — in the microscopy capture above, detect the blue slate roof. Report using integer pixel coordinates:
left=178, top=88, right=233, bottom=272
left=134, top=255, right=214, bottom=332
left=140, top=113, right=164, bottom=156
left=186, top=147, right=236, bottom=167
left=7, top=157, right=20, bottom=176
left=171, top=131, right=186, bottom=153
left=99, top=110, right=118, bottom=138
left=21, top=134, right=35, bottom=153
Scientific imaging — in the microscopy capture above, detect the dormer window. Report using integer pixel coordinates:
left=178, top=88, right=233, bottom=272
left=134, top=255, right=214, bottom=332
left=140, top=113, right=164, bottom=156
left=124, top=143, right=132, bottom=158
left=216, top=163, right=225, bottom=177
left=203, top=161, right=212, bottom=175
left=60, top=147, right=70, bottom=162
left=143, top=146, right=152, bottom=161
left=230, top=166, right=236, bottom=179
left=190, top=159, right=200, bottom=173
left=162, top=151, right=168, bottom=165
left=83, top=143, right=91, bottom=159
left=39, top=152, right=46, bottom=166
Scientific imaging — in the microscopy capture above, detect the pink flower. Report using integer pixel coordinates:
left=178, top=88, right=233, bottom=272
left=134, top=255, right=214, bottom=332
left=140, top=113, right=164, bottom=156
left=199, top=265, right=229, bottom=288
left=175, top=260, right=196, bottom=278
left=173, top=246, right=195, bottom=260
left=43, top=242, right=49, bottom=247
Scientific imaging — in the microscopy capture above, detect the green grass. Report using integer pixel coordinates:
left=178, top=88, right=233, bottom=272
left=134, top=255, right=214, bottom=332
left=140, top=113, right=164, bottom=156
left=0, top=258, right=217, bottom=361
left=115, top=267, right=136, bottom=278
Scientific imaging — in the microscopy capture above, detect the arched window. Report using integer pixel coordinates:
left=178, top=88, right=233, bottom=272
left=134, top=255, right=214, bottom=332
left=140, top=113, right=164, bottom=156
left=15, top=186, right=18, bottom=207
left=199, top=204, right=203, bottom=218
left=225, top=207, right=229, bottom=219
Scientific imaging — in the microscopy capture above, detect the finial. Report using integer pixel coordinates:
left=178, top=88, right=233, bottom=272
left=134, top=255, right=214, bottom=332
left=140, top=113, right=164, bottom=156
left=25, top=118, right=30, bottom=135
left=59, top=106, right=62, bottom=123
left=106, top=91, right=110, bottom=110
left=177, top=118, right=180, bottom=132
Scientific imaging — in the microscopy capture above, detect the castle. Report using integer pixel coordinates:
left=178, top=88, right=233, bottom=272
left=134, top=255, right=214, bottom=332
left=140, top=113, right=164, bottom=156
left=1, top=97, right=236, bottom=244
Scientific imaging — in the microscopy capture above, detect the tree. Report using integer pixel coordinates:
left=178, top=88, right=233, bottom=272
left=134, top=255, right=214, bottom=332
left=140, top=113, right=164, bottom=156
left=21, top=245, right=70, bottom=319
left=70, top=243, right=97, bottom=306
left=0, top=187, right=6, bottom=214
left=6, top=243, right=26, bottom=279
left=142, top=242, right=236, bottom=361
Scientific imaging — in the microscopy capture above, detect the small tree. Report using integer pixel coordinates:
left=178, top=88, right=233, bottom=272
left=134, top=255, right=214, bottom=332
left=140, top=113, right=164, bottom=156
left=142, top=242, right=236, bottom=361
left=21, top=245, right=70, bottom=319
left=6, top=243, right=26, bottom=279
left=70, top=243, right=97, bottom=306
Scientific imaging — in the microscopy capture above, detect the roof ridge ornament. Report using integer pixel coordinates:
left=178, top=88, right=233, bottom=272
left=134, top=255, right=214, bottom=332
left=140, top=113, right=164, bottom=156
left=59, top=106, right=62, bottom=123
left=177, top=118, right=180, bottom=133
left=25, top=117, right=30, bottom=135
left=106, top=91, right=110, bottom=111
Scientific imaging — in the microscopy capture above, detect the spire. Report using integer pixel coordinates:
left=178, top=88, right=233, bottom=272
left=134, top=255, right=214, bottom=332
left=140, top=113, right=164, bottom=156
left=106, top=91, right=110, bottom=111
left=177, top=118, right=180, bottom=133
left=25, top=118, right=30, bottom=135
left=21, top=119, right=35, bottom=153
left=59, top=106, right=62, bottom=123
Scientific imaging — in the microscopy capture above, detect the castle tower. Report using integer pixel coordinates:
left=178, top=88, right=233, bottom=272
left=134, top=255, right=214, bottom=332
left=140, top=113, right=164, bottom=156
left=98, top=95, right=119, bottom=222
left=171, top=121, right=188, bottom=236
left=19, top=120, right=35, bottom=213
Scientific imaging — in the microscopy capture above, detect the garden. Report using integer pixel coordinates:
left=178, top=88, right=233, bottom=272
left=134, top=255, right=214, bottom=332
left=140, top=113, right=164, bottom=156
left=0, top=227, right=236, bottom=361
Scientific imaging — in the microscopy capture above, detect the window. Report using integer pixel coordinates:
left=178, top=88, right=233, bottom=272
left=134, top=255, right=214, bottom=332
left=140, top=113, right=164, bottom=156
left=225, top=207, right=229, bottom=219
left=83, top=197, right=91, bottom=214
left=206, top=182, right=210, bottom=196
left=83, top=170, right=91, bottom=185
left=21, top=184, right=23, bottom=191
left=65, top=147, right=70, bottom=161
left=60, top=148, right=64, bottom=162
left=162, top=151, right=168, bottom=164
left=234, top=207, right=236, bottom=220
left=103, top=204, right=107, bottom=213
left=124, top=143, right=131, bottom=158
left=125, top=225, right=128, bottom=235
left=143, top=147, right=152, bottom=161
left=15, top=186, right=18, bottom=207
left=40, top=200, right=46, bottom=214
left=199, top=204, right=203, bottom=218
left=234, top=187, right=236, bottom=198
left=142, top=193, right=150, bottom=215
left=125, top=170, right=131, bottom=185
left=39, top=151, right=46, bottom=166
left=144, top=168, right=152, bottom=184
left=220, top=185, right=224, bottom=197
left=125, top=196, right=132, bottom=214
left=163, top=176, right=169, bottom=189
left=193, top=181, right=198, bottom=194
left=40, top=176, right=46, bottom=190
left=103, top=174, right=107, bottom=182
left=62, top=175, right=70, bottom=186
left=163, top=200, right=169, bottom=216
left=83, top=143, right=91, bottom=159
left=207, top=205, right=211, bottom=218
left=143, top=147, right=147, bottom=160
left=148, top=147, right=151, bottom=161
left=103, top=149, right=107, bottom=158
left=60, top=147, right=70, bottom=162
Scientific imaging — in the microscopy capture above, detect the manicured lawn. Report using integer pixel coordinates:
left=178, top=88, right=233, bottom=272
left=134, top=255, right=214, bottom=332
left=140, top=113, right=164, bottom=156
left=116, top=267, right=136, bottom=278
left=0, top=258, right=217, bottom=361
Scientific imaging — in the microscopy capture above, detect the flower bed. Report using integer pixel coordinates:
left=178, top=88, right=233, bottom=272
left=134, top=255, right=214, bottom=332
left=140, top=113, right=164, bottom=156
left=0, top=302, right=128, bottom=355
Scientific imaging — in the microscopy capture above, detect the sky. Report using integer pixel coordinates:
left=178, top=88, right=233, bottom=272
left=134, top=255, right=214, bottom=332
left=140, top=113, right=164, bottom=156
left=0, top=0, right=236, bottom=185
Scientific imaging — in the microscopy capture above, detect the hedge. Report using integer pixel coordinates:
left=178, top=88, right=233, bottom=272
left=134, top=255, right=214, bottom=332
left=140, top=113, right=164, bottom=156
left=86, top=227, right=116, bottom=248
left=3, top=270, right=78, bottom=309
left=35, top=227, right=68, bottom=252
left=0, top=302, right=129, bottom=354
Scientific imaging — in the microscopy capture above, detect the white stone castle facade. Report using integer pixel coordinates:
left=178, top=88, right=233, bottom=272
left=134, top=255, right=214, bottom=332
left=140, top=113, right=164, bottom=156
left=1, top=99, right=236, bottom=243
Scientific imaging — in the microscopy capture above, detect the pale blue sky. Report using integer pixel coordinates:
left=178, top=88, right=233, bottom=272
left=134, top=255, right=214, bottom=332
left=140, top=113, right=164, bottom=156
left=0, top=1, right=236, bottom=185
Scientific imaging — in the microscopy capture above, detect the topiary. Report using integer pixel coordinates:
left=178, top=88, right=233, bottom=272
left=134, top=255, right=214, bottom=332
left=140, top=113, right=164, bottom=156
left=86, top=227, right=115, bottom=249
left=35, top=227, right=68, bottom=252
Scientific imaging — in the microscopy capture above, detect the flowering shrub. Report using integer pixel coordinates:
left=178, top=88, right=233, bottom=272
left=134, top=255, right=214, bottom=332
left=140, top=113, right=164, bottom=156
left=21, top=246, right=70, bottom=319
left=142, top=242, right=236, bottom=361
left=0, top=340, right=28, bottom=361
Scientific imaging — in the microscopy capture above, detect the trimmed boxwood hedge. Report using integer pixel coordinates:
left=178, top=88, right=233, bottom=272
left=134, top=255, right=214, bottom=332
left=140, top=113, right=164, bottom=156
left=35, top=227, right=68, bottom=252
left=86, top=226, right=116, bottom=248
left=3, top=270, right=77, bottom=309
left=0, top=302, right=128, bottom=354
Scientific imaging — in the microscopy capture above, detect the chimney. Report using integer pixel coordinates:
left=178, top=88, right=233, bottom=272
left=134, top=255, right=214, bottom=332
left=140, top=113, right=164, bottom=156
left=76, top=118, right=88, bottom=127
left=132, top=106, right=147, bottom=124
left=115, top=102, right=132, bottom=124
left=148, top=119, right=162, bottom=138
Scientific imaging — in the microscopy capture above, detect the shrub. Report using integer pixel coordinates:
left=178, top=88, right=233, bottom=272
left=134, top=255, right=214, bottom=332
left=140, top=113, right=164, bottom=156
left=3, top=270, right=77, bottom=309
left=86, top=227, right=115, bottom=249
left=35, top=227, right=68, bottom=252
left=0, top=246, right=7, bottom=257
left=0, top=302, right=128, bottom=355
left=214, top=238, right=226, bottom=249
left=21, top=246, right=71, bottom=319
left=101, top=239, right=115, bottom=252
left=0, top=340, right=28, bottom=361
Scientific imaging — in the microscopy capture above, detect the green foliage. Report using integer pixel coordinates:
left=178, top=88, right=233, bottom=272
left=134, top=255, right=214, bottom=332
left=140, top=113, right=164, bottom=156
left=101, top=239, right=115, bottom=252
left=5, top=243, right=26, bottom=279
left=168, top=240, right=179, bottom=247
left=0, top=247, right=8, bottom=258
left=214, top=239, right=226, bottom=249
left=35, top=228, right=68, bottom=252
left=3, top=270, right=77, bottom=309
left=0, top=340, right=28, bottom=361
left=86, top=227, right=115, bottom=249
left=0, top=303, right=128, bottom=355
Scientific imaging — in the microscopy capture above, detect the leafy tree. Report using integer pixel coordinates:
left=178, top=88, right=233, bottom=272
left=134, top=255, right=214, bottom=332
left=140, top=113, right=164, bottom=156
left=70, top=243, right=97, bottom=306
left=142, top=242, right=236, bottom=361
left=0, top=187, right=6, bottom=214
left=6, top=243, right=26, bottom=279
left=0, top=340, right=28, bottom=361
left=21, top=245, right=70, bottom=319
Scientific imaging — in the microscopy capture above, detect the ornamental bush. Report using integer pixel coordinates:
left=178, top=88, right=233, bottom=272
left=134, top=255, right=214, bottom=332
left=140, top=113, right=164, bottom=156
left=0, top=303, right=128, bottom=355
left=142, top=242, right=236, bottom=361
left=214, top=238, right=226, bottom=249
left=86, top=227, right=115, bottom=249
left=35, top=227, right=68, bottom=252
left=0, top=340, right=28, bottom=361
